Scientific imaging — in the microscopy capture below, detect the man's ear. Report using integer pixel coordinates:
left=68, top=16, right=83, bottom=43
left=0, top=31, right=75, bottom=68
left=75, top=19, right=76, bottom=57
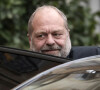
left=67, top=29, right=70, bottom=37
left=27, top=33, right=31, bottom=48
left=68, top=30, right=70, bottom=37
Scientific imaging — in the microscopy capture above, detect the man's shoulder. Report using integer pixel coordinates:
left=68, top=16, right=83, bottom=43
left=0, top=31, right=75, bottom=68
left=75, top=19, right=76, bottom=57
left=68, top=46, right=100, bottom=60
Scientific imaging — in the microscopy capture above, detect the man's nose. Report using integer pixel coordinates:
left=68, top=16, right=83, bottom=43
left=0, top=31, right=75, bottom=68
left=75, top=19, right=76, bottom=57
left=46, top=35, right=55, bottom=46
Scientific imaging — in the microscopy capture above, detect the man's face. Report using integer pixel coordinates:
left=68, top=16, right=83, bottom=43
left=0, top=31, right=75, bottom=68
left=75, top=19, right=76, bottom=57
left=29, top=9, right=71, bottom=57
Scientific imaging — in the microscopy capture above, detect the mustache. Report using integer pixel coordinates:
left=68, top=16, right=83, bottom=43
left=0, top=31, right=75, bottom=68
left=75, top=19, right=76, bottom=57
left=41, top=45, right=61, bottom=51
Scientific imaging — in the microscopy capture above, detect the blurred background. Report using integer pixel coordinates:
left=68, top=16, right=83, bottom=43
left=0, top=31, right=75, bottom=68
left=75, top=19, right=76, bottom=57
left=0, top=0, right=100, bottom=50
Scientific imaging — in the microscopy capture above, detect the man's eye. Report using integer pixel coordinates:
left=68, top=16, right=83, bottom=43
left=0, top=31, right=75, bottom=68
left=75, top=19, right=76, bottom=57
left=53, top=33, right=62, bottom=37
left=38, top=35, right=44, bottom=37
left=37, top=34, right=46, bottom=39
left=53, top=33, right=62, bottom=39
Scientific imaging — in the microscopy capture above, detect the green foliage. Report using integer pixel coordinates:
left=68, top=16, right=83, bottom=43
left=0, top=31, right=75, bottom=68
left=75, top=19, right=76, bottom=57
left=66, top=0, right=100, bottom=46
left=0, top=0, right=100, bottom=49
left=0, top=0, right=28, bottom=49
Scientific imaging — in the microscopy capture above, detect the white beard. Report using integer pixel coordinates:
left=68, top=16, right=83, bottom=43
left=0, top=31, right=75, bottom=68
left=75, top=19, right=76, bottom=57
left=60, top=36, right=71, bottom=57
left=30, top=37, right=71, bottom=58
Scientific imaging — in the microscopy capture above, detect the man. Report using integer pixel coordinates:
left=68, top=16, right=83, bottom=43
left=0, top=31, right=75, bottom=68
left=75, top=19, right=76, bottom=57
left=28, top=5, right=71, bottom=58
left=28, top=5, right=100, bottom=60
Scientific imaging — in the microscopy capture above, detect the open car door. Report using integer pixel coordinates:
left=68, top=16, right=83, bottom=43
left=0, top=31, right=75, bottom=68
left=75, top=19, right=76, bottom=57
left=0, top=46, right=69, bottom=90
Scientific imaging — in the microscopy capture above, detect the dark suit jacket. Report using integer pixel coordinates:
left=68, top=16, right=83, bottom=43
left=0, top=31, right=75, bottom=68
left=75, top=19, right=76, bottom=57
left=68, top=46, right=100, bottom=60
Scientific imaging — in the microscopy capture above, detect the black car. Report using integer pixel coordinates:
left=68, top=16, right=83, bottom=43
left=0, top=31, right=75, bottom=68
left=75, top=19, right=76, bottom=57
left=0, top=46, right=100, bottom=90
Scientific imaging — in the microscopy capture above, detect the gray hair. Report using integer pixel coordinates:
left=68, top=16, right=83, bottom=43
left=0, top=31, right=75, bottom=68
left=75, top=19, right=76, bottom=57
left=28, top=5, right=70, bottom=37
